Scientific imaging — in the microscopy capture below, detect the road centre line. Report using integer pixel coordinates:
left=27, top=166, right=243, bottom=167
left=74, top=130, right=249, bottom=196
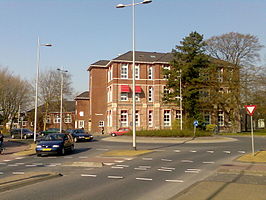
left=158, top=169, right=172, bottom=172
left=15, top=157, right=25, bottom=160
left=161, top=159, right=172, bottom=162
left=142, top=158, right=153, bottom=160
left=185, top=170, right=200, bottom=173
left=26, top=165, right=37, bottom=167
left=165, top=179, right=184, bottom=183
left=174, top=150, right=181, bottom=152
left=108, top=176, right=124, bottom=179
left=0, top=163, right=7, bottom=165
left=207, top=150, right=214, bottom=153
left=223, top=151, right=231, bottom=154
left=136, top=177, right=153, bottom=181
left=8, top=164, right=18, bottom=167
left=238, top=151, right=246, bottom=154
left=3, top=160, right=11, bottom=162
left=161, top=167, right=175, bottom=170
left=0, top=172, right=3, bottom=175
left=104, top=163, right=115, bottom=166
left=115, top=160, right=124, bottom=163
left=190, top=150, right=197, bottom=153
left=64, top=156, right=73, bottom=159
left=112, top=166, right=124, bottom=169
left=202, top=161, right=215, bottom=164
left=13, top=172, right=25, bottom=175
left=96, top=148, right=109, bottom=151
left=181, top=160, right=194, bottom=163
left=139, top=166, right=151, bottom=168
left=81, top=174, right=97, bottom=177
left=116, top=165, right=129, bottom=167
left=135, top=168, right=148, bottom=171
left=79, top=156, right=88, bottom=158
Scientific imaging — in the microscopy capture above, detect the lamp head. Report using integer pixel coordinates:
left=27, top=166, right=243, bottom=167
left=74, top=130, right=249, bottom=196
left=116, top=4, right=125, bottom=8
left=142, top=0, right=152, bottom=4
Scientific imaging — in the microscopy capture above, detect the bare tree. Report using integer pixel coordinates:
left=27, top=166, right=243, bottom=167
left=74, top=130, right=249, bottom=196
left=37, top=69, right=73, bottom=130
left=0, top=67, right=32, bottom=129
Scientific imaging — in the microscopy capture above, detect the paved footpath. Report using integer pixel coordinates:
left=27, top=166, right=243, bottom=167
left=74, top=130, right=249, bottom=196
left=0, top=140, right=30, bottom=161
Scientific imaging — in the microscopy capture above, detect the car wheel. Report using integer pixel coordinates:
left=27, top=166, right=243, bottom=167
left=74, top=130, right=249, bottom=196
left=74, top=137, right=78, bottom=143
left=70, top=145, right=74, bottom=152
left=23, top=135, right=27, bottom=139
left=37, top=153, right=42, bottom=157
left=111, top=133, right=116, bottom=137
left=11, top=135, right=15, bottom=139
left=60, top=148, right=65, bottom=156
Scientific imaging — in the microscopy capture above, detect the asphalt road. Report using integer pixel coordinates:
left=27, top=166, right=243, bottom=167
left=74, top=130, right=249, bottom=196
left=0, top=136, right=265, bottom=200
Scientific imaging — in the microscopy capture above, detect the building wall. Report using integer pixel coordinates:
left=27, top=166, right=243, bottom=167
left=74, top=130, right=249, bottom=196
left=75, top=99, right=90, bottom=131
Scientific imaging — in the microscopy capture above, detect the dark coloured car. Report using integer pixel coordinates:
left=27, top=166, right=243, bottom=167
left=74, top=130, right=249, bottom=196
left=36, top=133, right=74, bottom=156
left=40, top=128, right=60, bottom=136
left=10, top=128, right=34, bottom=139
left=65, top=129, right=93, bottom=142
left=110, top=127, right=130, bottom=137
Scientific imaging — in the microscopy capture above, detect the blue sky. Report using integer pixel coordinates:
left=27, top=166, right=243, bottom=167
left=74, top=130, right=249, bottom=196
left=1, top=0, right=266, bottom=94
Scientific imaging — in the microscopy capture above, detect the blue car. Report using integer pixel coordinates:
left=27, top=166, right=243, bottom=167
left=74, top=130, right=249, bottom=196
left=36, top=133, right=74, bottom=156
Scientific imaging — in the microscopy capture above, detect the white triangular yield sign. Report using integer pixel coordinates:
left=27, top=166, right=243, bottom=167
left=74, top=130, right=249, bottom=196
left=244, top=105, right=257, bottom=116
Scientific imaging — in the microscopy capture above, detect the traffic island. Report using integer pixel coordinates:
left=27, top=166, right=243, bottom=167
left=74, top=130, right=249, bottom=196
left=236, top=151, right=266, bottom=163
left=0, top=172, right=62, bottom=193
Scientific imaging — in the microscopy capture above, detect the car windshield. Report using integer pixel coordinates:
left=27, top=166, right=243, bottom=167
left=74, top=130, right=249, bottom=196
left=22, top=129, right=32, bottom=133
left=75, top=129, right=85, bottom=133
left=43, top=134, right=64, bottom=141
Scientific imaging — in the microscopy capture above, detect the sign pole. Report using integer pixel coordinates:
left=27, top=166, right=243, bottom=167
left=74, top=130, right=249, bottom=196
left=251, top=115, right=254, bottom=156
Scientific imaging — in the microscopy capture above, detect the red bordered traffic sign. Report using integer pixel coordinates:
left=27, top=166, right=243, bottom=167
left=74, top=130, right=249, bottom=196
left=244, top=105, right=257, bottom=116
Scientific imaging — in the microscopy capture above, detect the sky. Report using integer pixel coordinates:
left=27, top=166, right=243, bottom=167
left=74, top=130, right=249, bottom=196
left=1, top=0, right=266, bottom=95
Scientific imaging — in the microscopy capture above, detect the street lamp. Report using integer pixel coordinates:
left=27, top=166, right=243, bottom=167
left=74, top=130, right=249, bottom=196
left=57, top=68, right=68, bottom=133
left=116, top=0, right=152, bottom=150
left=34, top=37, right=52, bottom=142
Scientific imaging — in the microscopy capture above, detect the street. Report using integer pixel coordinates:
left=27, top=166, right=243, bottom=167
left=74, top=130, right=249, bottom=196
left=0, top=136, right=265, bottom=200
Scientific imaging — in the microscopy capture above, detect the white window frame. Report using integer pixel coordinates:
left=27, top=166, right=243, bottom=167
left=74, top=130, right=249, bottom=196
left=78, top=120, right=85, bottom=128
left=148, top=86, right=153, bottom=102
left=120, top=92, right=128, bottom=101
left=148, top=110, right=153, bottom=127
left=107, top=86, right=112, bottom=103
left=99, top=121, right=104, bottom=127
left=164, top=110, right=171, bottom=127
left=218, top=111, right=224, bottom=126
left=204, top=111, right=211, bottom=124
left=108, top=67, right=113, bottom=82
left=217, top=68, right=223, bottom=82
left=121, top=64, right=128, bottom=79
left=176, top=110, right=181, bottom=120
left=64, top=114, right=72, bottom=123
left=120, top=110, right=128, bottom=127
left=54, top=114, right=61, bottom=124
left=46, top=116, right=51, bottom=124
left=135, top=65, right=140, bottom=79
left=135, top=93, right=140, bottom=102
left=163, top=65, right=170, bottom=79
left=148, top=66, right=153, bottom=79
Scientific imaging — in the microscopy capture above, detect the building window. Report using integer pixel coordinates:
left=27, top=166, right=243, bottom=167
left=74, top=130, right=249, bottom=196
left=78, top=120, right=84, bottom=128
left=148, top=86, right=153, bottom=102
left=218, top=111, right=224, bottom=126
left=107, top=86, right=112, bottom=103
left=148, top=110, right=153, bottom=127
left=108, top=67, right=112, bottom=82
left=176, top=110, right=181, bottom=120
left=107, top=110, right=112, bottom=127
left=64, top=114, right=72, bottom=123
left=99, top=121, right=104, bottom=127
left=164, top=110, right=171, bottom=127
left=148, top=66, right=153, bottom=79
left=120, top=110, right=128, bottom=127
left=204, top=111, right=211, bottom=125
left=217, top=68, right=223, bottom=82
left=135, top=65, right=140, bottom=79
left=163, top=86, right=170, bottom=95
left=79, top=111, right=84, bottom=117
left=120, top=92, right=128, bottom=101
left=163, top=65, right=170, bottom=79
left=136, top=111, right=140, bottom=127
left=46, top=116, right=51, bottom=124
left=22, top=121, right=27, bottom=127
left=54, top=114, right=61, bottom=124
left=135, top=93, right=140, bottom=102
left=121, top=64, right=128, bottom=79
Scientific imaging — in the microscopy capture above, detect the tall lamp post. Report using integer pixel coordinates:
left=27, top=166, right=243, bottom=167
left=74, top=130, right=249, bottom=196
left=57, top=68, right=68, bottom=133
left=116, top=0, right=152, bottom=150
left=34, top=37, right=52, bottom=142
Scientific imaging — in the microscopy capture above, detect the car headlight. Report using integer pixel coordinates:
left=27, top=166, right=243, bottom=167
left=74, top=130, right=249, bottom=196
left=79, top=136, right=85, bottom=138
left=52, top=145, right=60, bottom=148
left=36, top=145, right=42, bottom=148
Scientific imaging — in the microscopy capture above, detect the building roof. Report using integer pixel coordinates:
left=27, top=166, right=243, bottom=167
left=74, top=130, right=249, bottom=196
left=87, top=60, right=110, bottom=71
left=75, top=91, right=90, bottom=100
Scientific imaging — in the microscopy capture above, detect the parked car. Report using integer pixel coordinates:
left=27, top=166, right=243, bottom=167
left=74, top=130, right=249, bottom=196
left=35, top=133, right=74, bottom=156
left=40, top=128, right=60, bottom=136
left=110, top=128, right=130, bottom=137
left=10, top=128, right=34, bottom=139
left=65, top=129, right=94, bottom=142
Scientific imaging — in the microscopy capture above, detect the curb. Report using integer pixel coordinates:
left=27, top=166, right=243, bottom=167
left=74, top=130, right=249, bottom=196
left=0, top=172, right=62, bottom=193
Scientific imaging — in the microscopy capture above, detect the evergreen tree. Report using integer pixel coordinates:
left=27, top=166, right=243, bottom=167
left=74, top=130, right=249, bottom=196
left=164, top=31, right=211, bottom=123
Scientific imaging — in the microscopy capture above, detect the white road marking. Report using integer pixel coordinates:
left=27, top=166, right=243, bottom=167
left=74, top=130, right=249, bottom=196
left=136, top=177, right=153, bottom=181
left=104, top=163, right=115, bottom=166
left=238, top=151, right=246, bottom=154
left=134, top=168, right=148, bottom=171
left=79, top=156, right=88, bottom=159
left=64, top=156, right=73, bottom=159
left=115, top=160, right=124, bottom=163
left=207, top=150, right=214, bottom=153
left=190, top=150, right=197, bottom=153
left=161, top=167, right=175, bottom=170
left=3, top=160, right=11, bottom=162
left=202, top=161, right=215, bottom=164
left=142, top=158, right=153, bottom=161
left=96, top=148, right=109, bottom=151
left=51, top=163, right=61, bottom=165
left=46, top=164, right=57, bottom=167
left=116, top=165, right=129, bottom=168
left=0, top=163, right=7, bottom=165
left=112, top=166, right=124, bottom=169
left=81, top=174, right=97, bottom=177
left=158, top=169, right=172, bottom=172
left=13, top=172, right=25, bottom=175
left=15, top=157, right=25, bottom=160
left=161, top=159, right=172, bottom=162
left=223, top=151, right=231, bottom=154
left=108, top=176, right=123, bottom=179
left=0, top=172, right=4, bottom=175
left=26, top=165, right=37, bottom=167
left=139, top=166, right=151, bottom=168
left=8, top=164, right=18, bottom=167
left=185, top=170, right=200, bottom=173
left=181, top=160, right=194, bottom=163
left=165, top=179, right=184, bottom=183
left=185, top=168, right=201, bottom=173
left=124, top=158, right=133, bottom=161
left=174, top=150, right=181, bottom=152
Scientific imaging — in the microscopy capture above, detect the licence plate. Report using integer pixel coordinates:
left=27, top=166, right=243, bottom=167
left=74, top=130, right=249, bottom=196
left=42, top=148, right=52, bottom=151
left=85, top=137, right=91, bottom=139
